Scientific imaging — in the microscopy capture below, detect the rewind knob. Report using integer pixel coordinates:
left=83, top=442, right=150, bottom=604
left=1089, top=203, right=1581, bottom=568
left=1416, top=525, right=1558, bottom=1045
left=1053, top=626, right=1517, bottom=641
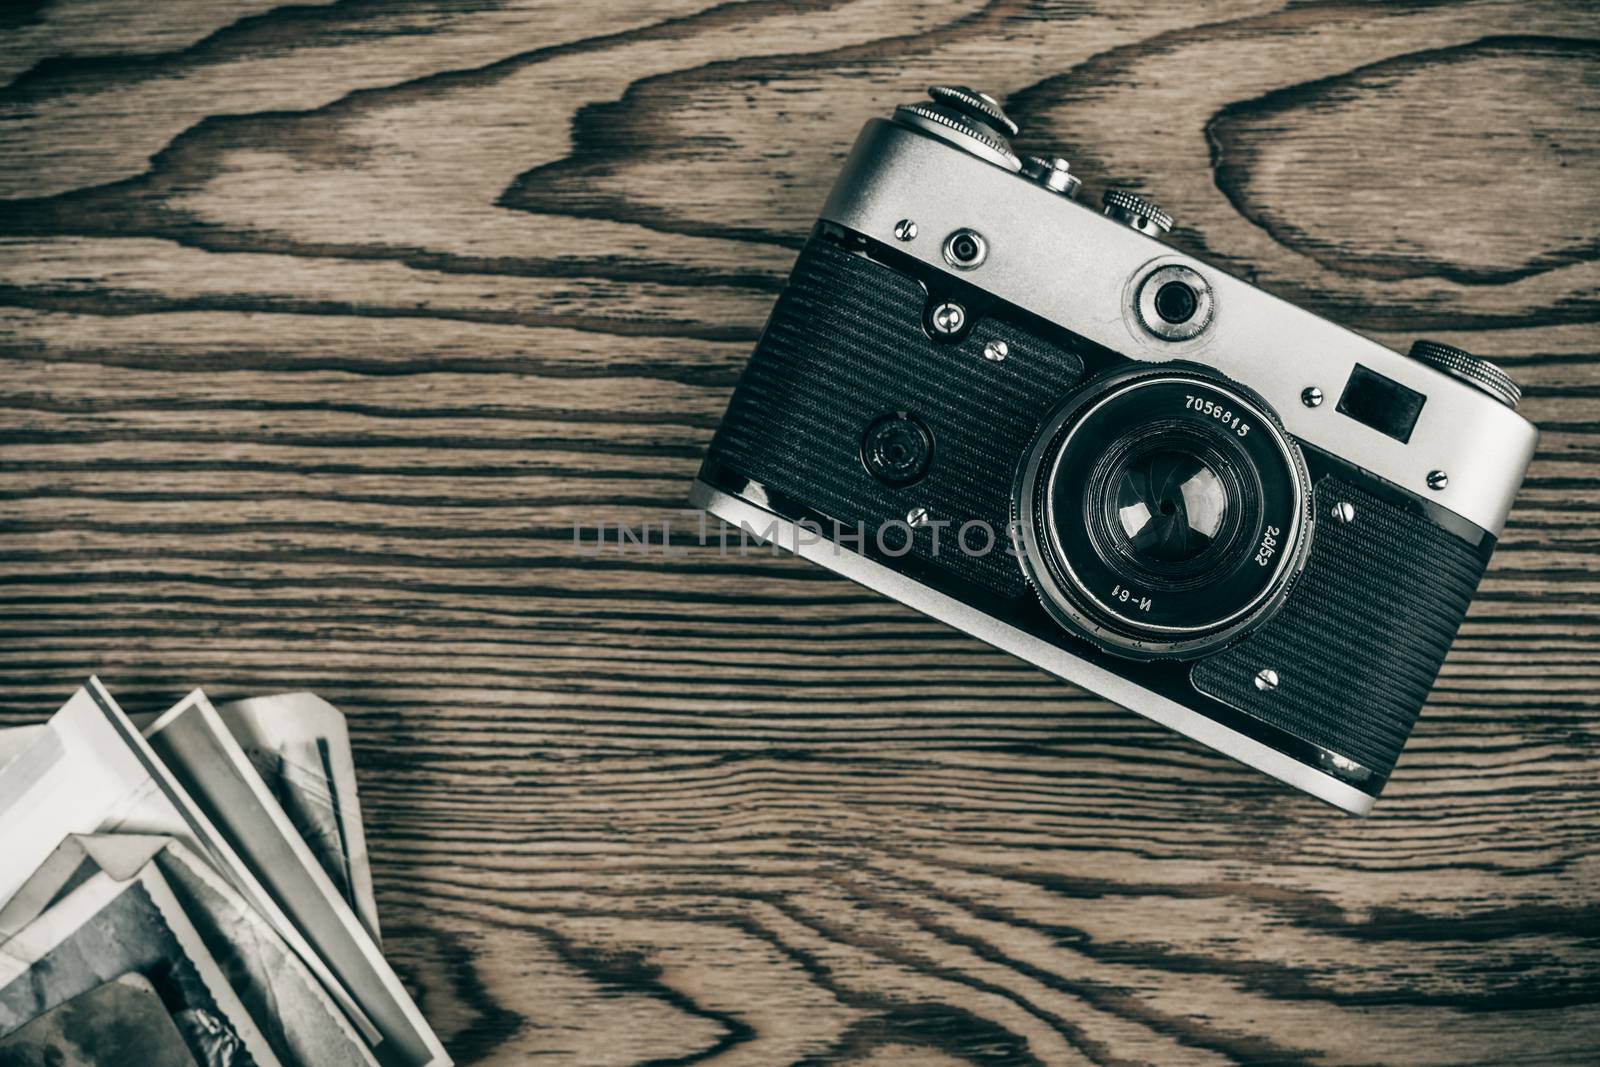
left=1103, top=188, right=1172, bottom=236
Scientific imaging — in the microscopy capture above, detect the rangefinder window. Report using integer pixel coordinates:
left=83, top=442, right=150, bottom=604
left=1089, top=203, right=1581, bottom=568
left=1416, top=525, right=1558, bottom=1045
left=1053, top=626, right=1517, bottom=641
left=1337, top=363, right=1427, bottom=444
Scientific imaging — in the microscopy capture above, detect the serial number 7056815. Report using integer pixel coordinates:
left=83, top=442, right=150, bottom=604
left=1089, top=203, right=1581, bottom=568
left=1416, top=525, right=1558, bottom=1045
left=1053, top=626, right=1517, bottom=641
left=1184, top=394, right=1250, bottom=437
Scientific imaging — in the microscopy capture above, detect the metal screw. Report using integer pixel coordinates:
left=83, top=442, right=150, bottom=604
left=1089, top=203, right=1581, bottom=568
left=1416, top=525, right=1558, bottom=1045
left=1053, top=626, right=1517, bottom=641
left=1255, top=668, right=1280, bottom=692
left=1427, top=470, right=1449, bottom=491
left=1331, top=501, right=1356, bottom=524
left=906, top=506, right=930, bottom=527
left=930, top=301, right=966, bottom=336
left=1302, top=386, right=1324, bottom=408
left=894, top=219, right=918, bottom=242
left=984, top=339, right=1008, bottom=362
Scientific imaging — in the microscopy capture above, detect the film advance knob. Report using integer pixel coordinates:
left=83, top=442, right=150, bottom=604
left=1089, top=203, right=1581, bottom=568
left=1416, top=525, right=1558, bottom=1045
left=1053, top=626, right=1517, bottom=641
left=1102, top=188, right=1173, bottom=236
left=893, top=85, right=1022, bottom=171
left=1408, top=340, right=1522, bottom=409
left=926, top=85, right=1019, bottom=137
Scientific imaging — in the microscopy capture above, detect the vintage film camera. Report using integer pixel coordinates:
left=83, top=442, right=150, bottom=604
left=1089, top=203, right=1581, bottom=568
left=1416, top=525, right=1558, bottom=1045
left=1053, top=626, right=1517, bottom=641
left=690, top=86, right=1536, bottom=813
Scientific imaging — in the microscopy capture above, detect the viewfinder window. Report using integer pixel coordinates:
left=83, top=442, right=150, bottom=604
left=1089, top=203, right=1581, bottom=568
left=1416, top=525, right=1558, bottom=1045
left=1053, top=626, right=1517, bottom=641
left=1337, top=364, right=1426, bottom=444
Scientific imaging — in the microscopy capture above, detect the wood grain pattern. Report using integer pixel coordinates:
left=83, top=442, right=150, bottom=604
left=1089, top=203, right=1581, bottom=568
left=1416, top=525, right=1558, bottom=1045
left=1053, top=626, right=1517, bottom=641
left=2, top=2, right=1598, bottom=1064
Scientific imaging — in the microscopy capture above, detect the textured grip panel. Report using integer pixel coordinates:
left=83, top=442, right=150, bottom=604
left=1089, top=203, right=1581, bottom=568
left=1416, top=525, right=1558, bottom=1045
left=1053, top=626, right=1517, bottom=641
left=1191, top=478, right=1488, bottom=778
left=705, top=237, right=1085, bottom=597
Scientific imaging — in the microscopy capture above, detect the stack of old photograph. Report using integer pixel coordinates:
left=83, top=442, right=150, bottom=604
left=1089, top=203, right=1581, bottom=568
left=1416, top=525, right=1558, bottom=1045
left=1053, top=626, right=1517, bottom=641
left=0, top=677, right=450, bottom=1066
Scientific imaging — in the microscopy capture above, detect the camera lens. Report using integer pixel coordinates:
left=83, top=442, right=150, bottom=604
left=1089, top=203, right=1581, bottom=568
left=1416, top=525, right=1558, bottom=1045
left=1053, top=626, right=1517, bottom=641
left=1153, top=281, right=1198, bottom=324
left=862, top=411, right=934, bottom=486
left=1014, top=366, right=1311, bottom=659
left=1112, top=447, right=1227, bottom=564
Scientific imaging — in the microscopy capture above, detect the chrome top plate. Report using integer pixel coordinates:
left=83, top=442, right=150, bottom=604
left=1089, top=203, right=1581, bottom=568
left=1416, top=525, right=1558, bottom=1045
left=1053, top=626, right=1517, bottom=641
left=820, top=119, right=1538, bottom=537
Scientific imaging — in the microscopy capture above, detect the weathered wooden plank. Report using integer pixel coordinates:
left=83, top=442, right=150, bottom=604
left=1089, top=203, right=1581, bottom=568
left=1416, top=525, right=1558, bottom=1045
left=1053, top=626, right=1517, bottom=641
left=1, top=1, right=1597, bottom=1064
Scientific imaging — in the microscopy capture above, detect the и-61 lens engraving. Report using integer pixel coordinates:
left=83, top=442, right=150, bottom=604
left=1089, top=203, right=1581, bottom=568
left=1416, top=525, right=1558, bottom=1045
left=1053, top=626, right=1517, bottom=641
left=1016, top=366, right=1313, bottom=659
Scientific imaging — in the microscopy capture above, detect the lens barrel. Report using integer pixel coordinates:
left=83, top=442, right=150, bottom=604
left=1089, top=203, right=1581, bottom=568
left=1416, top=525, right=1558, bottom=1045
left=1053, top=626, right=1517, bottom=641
left=1015, top=365, right=1313, bottom=659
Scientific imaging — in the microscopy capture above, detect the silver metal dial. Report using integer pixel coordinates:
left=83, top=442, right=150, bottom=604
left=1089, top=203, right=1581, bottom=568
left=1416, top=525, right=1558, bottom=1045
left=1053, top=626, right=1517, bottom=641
left=926, top=85, right=1018, bottom=136
left=892, top=86, right=1022, bottom=172
left=1103, top=188, right=1172, bottom=235
left=1408, top=341, right=1521, bottom=409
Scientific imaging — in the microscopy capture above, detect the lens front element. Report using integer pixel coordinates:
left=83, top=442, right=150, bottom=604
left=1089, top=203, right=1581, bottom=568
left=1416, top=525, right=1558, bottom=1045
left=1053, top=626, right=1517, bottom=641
left=1112, top=446, right=1229, bottom=565
left=1016, top=367, right=1312, bottom=659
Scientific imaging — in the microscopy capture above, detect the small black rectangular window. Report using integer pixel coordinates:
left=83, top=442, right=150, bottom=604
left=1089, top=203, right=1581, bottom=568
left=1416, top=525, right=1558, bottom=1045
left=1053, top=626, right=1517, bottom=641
left=1337, top=364, right=1426, bottom=444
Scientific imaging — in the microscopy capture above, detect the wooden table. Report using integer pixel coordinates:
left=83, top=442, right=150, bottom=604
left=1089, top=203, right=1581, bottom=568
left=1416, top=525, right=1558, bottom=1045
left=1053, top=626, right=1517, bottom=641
left=2, top=3, right=1597, bottom=1064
